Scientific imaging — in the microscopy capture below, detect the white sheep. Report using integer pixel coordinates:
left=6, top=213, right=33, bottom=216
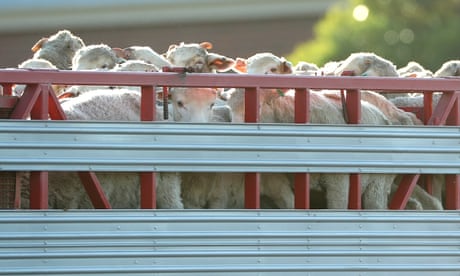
left=31, top=29, right=85, bottom=70
left=13, top=58, right=65, bottom=96
left=294, top=61, right=319, bottom=76
left=72, top=44, right=125, bottom=71
left=165, top=41, right=235, bottom=73
left=398, top=61, right=433, bottom=78
left=116, top=46, right=172, bottom=69
left=227, top=52, right=398, bottom=209
left=333, top=52, right=399, bottom=77
left=112, top=59, right=159, bottom=72
left=321, top=90, right=423, bottom=126
left=20, top=89, right=182, bottom=209
left=21, top=85, right=221, bottom=209
left=389, top=179, right=443, bottom=210
left=434, top=60, right=460, bottom=77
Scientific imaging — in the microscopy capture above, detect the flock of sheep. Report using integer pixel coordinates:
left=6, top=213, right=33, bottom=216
left=13, top=29, right=460, bottom=211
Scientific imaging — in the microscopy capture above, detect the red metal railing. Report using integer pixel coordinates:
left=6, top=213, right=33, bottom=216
left=1, top=69, right=459, bottom=210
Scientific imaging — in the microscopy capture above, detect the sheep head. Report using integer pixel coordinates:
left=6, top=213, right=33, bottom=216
left=72, top=44, right=125, bottom=70
left=245, top=53, right=293, bottom=75
left=166, top=42, right=234, bottom=73
left=334, top=52, right=399, bottom=77
left=169, top=87, right=218, bottom=122
left=434, top=60, right=460, bottom=77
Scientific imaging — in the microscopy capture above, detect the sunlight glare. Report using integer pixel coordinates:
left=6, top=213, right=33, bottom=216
left=353, top=5, right=369, bottom=22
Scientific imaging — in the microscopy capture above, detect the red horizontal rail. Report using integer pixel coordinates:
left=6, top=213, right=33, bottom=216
left=1, top=69, right=459, bottom=91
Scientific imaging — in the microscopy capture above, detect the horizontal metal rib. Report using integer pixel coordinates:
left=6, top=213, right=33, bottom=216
left=1, top=210, right=459, bottom=275
left=1, top=120, right=460, bottom=173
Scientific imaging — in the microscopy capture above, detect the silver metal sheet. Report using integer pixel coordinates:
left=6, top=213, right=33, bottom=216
left=1, top=120, right=460, bottom=173
left=0, top=210, right=459, bottom=275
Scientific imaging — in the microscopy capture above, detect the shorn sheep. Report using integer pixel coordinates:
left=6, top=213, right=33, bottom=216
left=21, top=85, right=220, bottom=209
left=31, top=29, right=85, bottom=70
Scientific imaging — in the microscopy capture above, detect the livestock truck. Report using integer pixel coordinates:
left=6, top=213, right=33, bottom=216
left=0, top=68, right=459, bottom=275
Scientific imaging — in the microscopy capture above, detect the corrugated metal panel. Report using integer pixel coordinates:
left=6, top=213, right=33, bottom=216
left=0, top=210, right=459, bottom=275
left=1, top=120, right=460, bottom=174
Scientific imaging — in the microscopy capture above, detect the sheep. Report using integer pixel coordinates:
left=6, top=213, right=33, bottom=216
left=20, top=89, right=182, bottom=209
left=389, top=93, right=442, bottom=108
left=333, top=52, right=399, bottom=77
left=115, top=46, right=172, bottom=69
left=165, top=41, right=235, bottom=73
left=21, top=84, right=221, bottom=209
left=61, top=44, right=128, bottom=97
left=31, top=29, right=85, bottom=70
left=286, top=179, right=443, bottom=210
left=13, top=58, right=66, bottom=96
left=434, top=60, right=460, bottom=77
left=294, top=61, right=319, bottom=76
left=61, top=59, right=160, bottom=99
left=72, top=44, right=125, bottom=71
left=321, top=90, right=423, bottom=126
left=112, top=59, right=159, bottom=72
left=227, top=52, right=398, bottom=210
left=398, top=61, right=433, bottom=78
left=320, top=60, right=342, bottom=76
left=389, top=178, right=444, bottom=210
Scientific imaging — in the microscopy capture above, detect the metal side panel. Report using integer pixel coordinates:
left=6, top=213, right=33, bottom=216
left=0, top=210, right=459, bottom=275
left=1, top=120, right=460, bottom=174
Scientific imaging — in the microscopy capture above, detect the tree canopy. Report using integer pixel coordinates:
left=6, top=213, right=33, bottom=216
left=288, top=0, right=460, bottom=72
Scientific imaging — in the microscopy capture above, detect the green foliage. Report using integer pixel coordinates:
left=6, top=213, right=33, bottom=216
left=288, top=0, right=460, bottom=72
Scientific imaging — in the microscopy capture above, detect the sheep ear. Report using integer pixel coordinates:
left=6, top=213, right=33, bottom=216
left=233, top=58, right=247, bottom=73
left=359, top=57, right=373, bottom=76
left=31, top=37, right=48, bottom=52
left=57, top=91, right=77, bottom=100
left=207, top=53, right=235, bottom=72
left=280, top=59, right=293, bottom=74
left=200, top=41, right=213, bottom=50
left=168, top=44, right=178, bottom=52
left=112, top=47, right=126, bottom=59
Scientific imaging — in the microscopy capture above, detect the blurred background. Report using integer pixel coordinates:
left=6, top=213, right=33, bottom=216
left=0, top=0, right=459, bottom=71
left=0, top=0, right=338, bottom=68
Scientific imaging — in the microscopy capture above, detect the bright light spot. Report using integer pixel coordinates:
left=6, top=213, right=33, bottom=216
left=400, top=28, right=415, bottom=44
left=353, top=5, right=369, bottom=22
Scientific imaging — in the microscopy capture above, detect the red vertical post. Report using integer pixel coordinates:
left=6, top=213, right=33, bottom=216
left=445, top=175, right=460, bottom=210
left=140, top=85, right=157, bottom=209
left=445, top=93, right=460, bottom=209
left=29, top=172, right=48, bottom=209
left=2, top=83, right=13, bottom=96
left=77, top=172, right=112, bottom=209
left=423, top=91, right=433, bottom=125
left=29, top=86, right=49, bottom=209
left=294, top=88, right=310, bottom=209
left=345, top=89, right=362, bottom=209
left=244, top=87, right=260, bottom=209
left=389, top=174, right=420, bottom=209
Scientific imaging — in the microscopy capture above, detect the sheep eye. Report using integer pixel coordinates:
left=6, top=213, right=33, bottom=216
left=177, top=101, right=184, bottom=108
left=210, top=103, right=215, bottom=109
left=101, top=64, right=108, bottom=69
left=270, top=68, right=278, bottom=73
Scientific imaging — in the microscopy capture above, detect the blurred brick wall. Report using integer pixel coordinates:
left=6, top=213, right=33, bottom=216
left=0, top=16, right=318, bottom=68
